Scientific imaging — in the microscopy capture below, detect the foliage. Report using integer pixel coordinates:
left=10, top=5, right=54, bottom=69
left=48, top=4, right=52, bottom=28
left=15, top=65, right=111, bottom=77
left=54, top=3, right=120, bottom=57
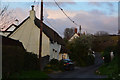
left=102, top=45, right=118, bottom=63
left=44, top=59, right=65, bottom=73
left=2, top=45, right=40, bottom=79
left=97, top=45, right=120, bottom=79
left=92, top=35, right=111, bottom=52
left=23, top=52, right=40, bottom=71
left=98, top=55, right=119, bottom=79
left=49, top=58, right=59, bottom=65
left=94, top=31, right=109, bottom=36
left=67, top=34, right=95, bottom=67
left=8, top=70, right=49, bottom=79
left=2, top=45, right=25, bottom=78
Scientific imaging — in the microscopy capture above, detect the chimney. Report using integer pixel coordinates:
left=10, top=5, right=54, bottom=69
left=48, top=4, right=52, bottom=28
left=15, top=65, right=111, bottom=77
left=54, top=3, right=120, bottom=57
left=15, top=19, right=19, bottom=26
left=75, top=28, right=77, bottom=33
left=30, top=5, right=35, bottom=20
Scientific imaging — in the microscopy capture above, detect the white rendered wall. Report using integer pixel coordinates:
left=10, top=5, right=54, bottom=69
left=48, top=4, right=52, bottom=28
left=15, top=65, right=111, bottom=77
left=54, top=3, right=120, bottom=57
left=69, top=33, right=79, bottom=41
left=50, top=42, right=61, bottom=60
left=59, top=53, right=69, bottom=60
left=9, top=18, right=50, bottom=57
left=0, top=32, right=10, bottom=37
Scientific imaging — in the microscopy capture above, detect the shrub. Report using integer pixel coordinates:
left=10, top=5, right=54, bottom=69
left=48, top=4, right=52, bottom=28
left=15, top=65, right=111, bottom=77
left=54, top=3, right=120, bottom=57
left=2, top=46, right=25, bottom=78
left=44, top=59, right=65, bottom=72
left=2, top=46, right=40, bottom=79
left=102, top=46, right=117, bottom=63
left=23, top=52, right=40, bottom=71
left=49, top=59, right=59, bottom=65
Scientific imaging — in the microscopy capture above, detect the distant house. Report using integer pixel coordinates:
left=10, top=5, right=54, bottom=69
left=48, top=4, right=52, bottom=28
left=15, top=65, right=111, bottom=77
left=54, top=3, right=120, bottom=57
left=6, top=5, right=65, bottom=60
left=59, top=45, right=69, bottom=60
left=0, top=24, right=17, bottom=37
left=69, top=27, right=81, bottom=42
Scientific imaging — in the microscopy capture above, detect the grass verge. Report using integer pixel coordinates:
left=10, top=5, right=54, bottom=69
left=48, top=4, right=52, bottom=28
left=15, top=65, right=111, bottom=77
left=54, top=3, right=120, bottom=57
left=7, top=70, right=50, bottom=79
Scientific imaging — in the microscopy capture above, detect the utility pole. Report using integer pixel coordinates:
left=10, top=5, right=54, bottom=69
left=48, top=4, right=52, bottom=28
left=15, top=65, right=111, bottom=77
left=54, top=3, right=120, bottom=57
left=79, top=25, right=81, bottom=34
left=39, top=0, right=43, bottom=70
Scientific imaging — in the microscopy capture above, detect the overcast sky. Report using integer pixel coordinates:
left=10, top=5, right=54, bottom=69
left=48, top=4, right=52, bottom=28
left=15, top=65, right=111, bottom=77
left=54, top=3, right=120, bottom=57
left=1, top=0, right=118, bottom=37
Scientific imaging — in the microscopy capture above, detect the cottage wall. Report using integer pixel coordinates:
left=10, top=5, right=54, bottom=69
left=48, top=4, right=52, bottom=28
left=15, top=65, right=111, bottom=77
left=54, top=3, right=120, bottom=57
left=69, top=33, right=79, bottom=41
left=50, top=42, right=61, bottom=60
left=9, top=18, right=50, bottom=57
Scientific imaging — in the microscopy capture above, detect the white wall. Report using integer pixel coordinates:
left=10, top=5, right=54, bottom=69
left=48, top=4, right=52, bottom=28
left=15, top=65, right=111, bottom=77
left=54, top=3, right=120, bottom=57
left=50, top=42, right=61, bottom=60
left=59, top=53, right=69, bottom=60
left=0, top=32, right=10, bottom=37
left=9, top=18, right=50, bottom=57
left=69, top=33, right=79, bottom=42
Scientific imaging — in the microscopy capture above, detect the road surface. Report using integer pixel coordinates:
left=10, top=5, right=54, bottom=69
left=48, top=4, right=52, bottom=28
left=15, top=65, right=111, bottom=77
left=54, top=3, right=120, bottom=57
left=48, top=53, right=107, bottom=79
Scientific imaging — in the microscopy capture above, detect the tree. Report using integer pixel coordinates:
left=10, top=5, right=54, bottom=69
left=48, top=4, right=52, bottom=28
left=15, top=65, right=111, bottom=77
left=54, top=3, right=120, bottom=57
left=67, top=34, right=95, bottom=66
left=0, top=5, right=16, bottom=31
left=94, top=31, right=109, bottom=36
left=64, top=28, right=75, bottom=40
left=93, top=31, right=111, bottom=52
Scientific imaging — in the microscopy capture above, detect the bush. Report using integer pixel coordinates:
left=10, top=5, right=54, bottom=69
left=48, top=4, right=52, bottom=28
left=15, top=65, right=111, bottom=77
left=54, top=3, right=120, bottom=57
left=87, top=55, right=95, bottom=65
left=44, top=59, right=65, bottom=73
left=49, top=59, right=59, bottom=65
left=23, top=52, right=40, bottom=71
left=2, top=46, right=25, bottom=78
left=102, top=46, right=118, bottom=63
left=2, top=46, right=40, bottom=79
left=75, top=55, right=95, bottom=67
left=67, top=34, right=95, bottom=67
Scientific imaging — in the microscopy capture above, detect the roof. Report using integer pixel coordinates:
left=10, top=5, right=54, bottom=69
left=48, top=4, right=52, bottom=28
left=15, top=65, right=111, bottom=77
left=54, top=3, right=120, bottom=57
left=7, top=17, right=65, bottom=45
left=34, top=18, right=65, bottom=45
left=5, top=24, right=17, bottom=32
left=60, top=45, right=68, bottom=53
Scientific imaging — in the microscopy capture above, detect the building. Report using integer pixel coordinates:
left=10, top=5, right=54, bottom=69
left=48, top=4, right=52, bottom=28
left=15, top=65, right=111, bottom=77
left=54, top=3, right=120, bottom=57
left=6, top=5, right=65, bottom=60
left=69, top=26, right=82, bottom=42
left=0, top=24, right=17, bottom=37
left=59, top=45, right=69, bottom=60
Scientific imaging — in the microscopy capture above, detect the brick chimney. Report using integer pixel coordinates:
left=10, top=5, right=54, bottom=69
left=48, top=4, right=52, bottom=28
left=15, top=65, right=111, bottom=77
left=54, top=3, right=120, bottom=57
left=75, top=28, right=77, bottom=33
left=30, top=5, right=35, bottom=20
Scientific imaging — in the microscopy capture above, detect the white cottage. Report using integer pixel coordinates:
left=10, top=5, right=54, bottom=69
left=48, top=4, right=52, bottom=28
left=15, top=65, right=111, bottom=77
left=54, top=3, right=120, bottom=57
left=7, top=6, right=65, bottom=60
left=69, top=28, right=80, bottom=42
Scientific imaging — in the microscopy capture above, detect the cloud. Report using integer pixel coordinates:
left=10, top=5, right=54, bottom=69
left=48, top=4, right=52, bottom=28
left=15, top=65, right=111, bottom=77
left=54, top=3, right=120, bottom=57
left=44, top=9, right=118, bottom=36
left=88, top=2, right=102, bottom=7
left=11, top=5, right=118, bottom=37
left=44, top=1, right=76, bottom=7
left=45, top=9, right=77, bottom=19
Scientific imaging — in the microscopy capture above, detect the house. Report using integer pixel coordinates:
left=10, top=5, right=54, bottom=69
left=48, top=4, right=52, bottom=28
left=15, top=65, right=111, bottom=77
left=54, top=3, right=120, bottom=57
left=59, top=45, right=69, bottom=60
left=0, top=24, right=17, bottom=37
left=69, top=27, right=81, bottom=42
left=7, top=5, right=65, bottom=60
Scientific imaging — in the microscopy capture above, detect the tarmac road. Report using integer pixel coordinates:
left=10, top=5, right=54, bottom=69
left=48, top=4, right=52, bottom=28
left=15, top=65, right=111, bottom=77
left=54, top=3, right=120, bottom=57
left=48, top=53, right=107, bottom=79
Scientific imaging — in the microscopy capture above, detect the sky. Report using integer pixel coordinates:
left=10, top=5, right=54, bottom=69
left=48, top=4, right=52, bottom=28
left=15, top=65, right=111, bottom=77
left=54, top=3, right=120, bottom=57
left=1, top=0, right=119, bottom=37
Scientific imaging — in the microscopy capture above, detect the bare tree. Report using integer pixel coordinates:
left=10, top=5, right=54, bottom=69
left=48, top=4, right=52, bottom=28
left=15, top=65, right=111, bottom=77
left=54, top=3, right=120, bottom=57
left=0, top=5, right=16, bottom=31
left=64, top=28, right=75, bottom=40
left=94, top=31, right=109, bottom=36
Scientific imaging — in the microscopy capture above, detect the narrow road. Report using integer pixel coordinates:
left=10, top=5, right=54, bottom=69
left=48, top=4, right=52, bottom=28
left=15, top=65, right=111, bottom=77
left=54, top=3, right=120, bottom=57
left=48, top=53, right=107, bottom=79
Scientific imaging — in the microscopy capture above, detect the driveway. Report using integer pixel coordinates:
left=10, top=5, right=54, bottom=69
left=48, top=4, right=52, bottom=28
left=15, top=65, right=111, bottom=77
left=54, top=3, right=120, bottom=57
left=48, top=53, right=107, bottom=79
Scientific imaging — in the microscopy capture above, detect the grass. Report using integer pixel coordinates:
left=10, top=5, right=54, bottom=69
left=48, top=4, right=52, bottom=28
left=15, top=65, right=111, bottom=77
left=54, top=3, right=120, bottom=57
left=97, top=55, right=120, bottom=79
left=8, top=70, right=50, bottom=79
